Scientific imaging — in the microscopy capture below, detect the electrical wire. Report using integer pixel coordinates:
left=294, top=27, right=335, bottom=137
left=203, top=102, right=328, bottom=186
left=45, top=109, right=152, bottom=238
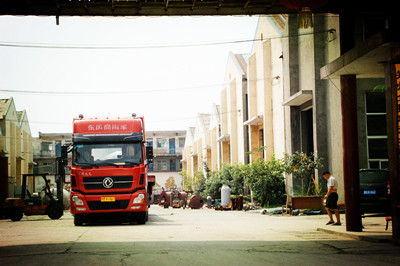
left=0, top=77, right=279, bottom=95
left=0, top=30, right=331, bottom=50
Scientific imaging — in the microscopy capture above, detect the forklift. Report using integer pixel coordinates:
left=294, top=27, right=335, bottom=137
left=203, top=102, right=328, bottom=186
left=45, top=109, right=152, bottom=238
left=4, top=145, right=69, bottom=221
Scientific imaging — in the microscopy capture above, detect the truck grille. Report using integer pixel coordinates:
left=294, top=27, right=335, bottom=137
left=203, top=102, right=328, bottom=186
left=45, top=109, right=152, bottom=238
left=83, top=176, right=133, bottom=190
left=87, top=200, right=130, bottom=210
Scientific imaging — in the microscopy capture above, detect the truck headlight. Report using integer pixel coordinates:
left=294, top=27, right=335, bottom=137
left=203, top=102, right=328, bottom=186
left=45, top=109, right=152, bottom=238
left=72, top=195, right=84, bottom=206
left=133, top=193, right=145, bottom=204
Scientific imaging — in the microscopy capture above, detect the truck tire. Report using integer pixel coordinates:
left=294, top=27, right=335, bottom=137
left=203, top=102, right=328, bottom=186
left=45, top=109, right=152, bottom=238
left=74, top=214, right=85, bottom=226
left=47, top=204, right=63, bottom=220
left=136, top=211, right=148, bottom=225
left=10, top=208, right=23, bottom=221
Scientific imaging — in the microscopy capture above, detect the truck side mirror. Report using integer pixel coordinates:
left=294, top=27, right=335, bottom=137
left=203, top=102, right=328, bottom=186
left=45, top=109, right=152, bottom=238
left=61, top=144, right=71, bottom=166
left=146, top=146, right=153, bottom=163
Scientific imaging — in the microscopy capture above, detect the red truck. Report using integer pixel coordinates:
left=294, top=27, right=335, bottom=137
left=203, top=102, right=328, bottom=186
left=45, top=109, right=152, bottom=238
left=66, top=114, right=154, bottom=226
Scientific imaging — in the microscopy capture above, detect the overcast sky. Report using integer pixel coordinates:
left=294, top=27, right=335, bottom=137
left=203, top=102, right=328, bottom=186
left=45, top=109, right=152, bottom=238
left=0, top=15, right=259, bottom=137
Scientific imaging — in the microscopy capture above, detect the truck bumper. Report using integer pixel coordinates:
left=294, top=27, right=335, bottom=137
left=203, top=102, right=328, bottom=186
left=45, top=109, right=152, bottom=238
left=70, top=190, right=148, bottom=215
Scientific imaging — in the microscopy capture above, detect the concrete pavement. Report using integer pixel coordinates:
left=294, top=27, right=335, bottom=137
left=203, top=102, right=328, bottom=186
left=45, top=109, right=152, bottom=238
left=317, top=214, right=394, bottom=243
left=0, top=206, right=399, bottom=265
left=259, top=208, right=395, bottom=244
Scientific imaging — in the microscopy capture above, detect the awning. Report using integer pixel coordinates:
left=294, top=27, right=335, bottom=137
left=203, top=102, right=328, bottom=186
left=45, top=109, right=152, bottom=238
left=320, top=31, right=400, bottom=80
left=282, top=90, right=312, bottom=106
left=244, top=115, right=263, bottom=126
left=216, top=134, right=230, bottom=142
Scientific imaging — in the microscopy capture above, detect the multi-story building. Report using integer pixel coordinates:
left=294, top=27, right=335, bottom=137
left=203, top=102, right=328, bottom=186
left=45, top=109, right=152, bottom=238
left=182, top=13, right=397, bottom=224
left=146, top=130, right=186, bottom=195
left=32, top=132, right=72, bottom=189
left=218, top=53, right=249, bottom=165
left=0, top=97, right=34, bottom=202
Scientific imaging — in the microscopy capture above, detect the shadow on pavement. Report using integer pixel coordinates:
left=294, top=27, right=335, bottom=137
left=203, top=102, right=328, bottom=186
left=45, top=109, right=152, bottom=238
left=1, top=240, right=400, bottom=265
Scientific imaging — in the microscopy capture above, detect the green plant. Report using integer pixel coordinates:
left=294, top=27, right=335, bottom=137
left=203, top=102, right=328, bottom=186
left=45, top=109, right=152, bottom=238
left=282, top=152, right=323, bottom=196
left=245, top=154, right=286, bottom=207
left=193, top=171, right=206, bottom=195
left=179, top=170, right=192, bottom=191
left=204, top=171, right=224, bottom=199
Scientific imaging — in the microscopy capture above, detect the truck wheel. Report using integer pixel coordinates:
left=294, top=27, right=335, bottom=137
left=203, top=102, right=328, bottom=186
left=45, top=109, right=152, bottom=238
left=136, top=211, right=148, bottom=225
left=10, top=208, right=23, bottom=221
left=74, top=214, right=84, bottom=226
left=47, top=204, right=63, bottom=220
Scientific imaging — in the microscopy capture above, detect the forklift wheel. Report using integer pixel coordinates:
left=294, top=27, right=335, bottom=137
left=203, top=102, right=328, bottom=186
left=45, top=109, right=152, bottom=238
left=47, top=204, right=63, bottom=220
left=10, top=208, right=23, bottom=221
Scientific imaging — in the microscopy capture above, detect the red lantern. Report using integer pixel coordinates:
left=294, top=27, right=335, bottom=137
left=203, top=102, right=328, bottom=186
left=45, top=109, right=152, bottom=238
left=280, top=0, right=329, bottom=28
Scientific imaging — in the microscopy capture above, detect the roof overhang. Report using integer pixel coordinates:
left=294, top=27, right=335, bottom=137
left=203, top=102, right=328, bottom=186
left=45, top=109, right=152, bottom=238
left=244, top=115, right=264, bottom=126
left=216, top=134, right=230, bottom=142
left=203, top=145, right=211, bottom=150
left=282, top=90, right=312, bottom=106
left=320, top=30, right=400, bottom=80
left=0, top=1, right=340, bottom=17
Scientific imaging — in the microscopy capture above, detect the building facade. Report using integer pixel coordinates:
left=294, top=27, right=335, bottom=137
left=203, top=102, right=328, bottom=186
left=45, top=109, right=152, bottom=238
left=0, top=97, right=34, bottom=202
left=181, top=13, right=395, bottom=207
left=32, top=132, right=72, bottom=190
left=146, top=130, right=186, bottom=195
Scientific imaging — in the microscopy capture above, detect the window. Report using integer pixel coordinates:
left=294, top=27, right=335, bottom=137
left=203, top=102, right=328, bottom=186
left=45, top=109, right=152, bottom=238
left=73, top=143, right=143, bottom=166
left=42, top=142, right=53, bottom=151
left=179, top=137, right=185, bottom=148
left=156, top=159, right=168, bottom=171
left=365, top=91, right=388, bottom=169
left=156, top=138, right=167, bottom=148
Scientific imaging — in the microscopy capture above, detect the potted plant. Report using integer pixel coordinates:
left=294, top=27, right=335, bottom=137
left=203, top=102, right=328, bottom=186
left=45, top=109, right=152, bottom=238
left=282, top=152, right=324, bottom=214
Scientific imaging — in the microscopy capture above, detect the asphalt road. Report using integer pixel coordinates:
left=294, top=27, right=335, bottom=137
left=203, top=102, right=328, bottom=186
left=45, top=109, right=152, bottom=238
left=1, top=206, right=400, bottom=265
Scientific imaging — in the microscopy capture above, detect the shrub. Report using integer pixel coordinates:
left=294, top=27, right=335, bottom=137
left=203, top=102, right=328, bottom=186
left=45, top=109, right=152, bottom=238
left=245, top=154, right=286, bottom=207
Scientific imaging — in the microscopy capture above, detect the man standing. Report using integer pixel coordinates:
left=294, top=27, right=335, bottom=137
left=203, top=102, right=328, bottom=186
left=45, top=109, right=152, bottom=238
left=323, top=171, right=341, bottom=225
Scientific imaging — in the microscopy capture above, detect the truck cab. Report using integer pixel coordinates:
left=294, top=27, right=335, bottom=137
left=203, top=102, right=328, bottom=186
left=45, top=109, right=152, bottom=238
left=68, top=114, right=153, bottom=225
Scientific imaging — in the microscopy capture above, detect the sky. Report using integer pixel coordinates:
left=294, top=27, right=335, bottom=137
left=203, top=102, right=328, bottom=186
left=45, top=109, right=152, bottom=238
left=0, top=15, right=259, bottom=137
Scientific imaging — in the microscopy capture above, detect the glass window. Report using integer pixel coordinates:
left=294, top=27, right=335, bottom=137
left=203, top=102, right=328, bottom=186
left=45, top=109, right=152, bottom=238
left=365, top=91, right=388, bottom=169
left=179, top=137, right=185, bottom=148
left=156, top=138, right=167, bottom=148
left=366, top=115, right=387, bottom=136
left=366, top=92, right=386, bottom=113
left=42, top=142, right=53, bottom=151
left=156, top=160, right=168, bottom=171
left=368, top=139, right=388, bottom=159
left=73, top=143, right=142, bottom=166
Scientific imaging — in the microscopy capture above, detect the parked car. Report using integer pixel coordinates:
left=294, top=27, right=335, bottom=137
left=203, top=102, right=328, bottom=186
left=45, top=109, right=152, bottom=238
left=359, top=169, right=390, bottom=214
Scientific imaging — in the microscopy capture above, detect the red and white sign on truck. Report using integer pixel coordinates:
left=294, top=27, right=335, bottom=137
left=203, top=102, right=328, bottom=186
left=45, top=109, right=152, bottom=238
left=66, top=114, right=154, bottom=226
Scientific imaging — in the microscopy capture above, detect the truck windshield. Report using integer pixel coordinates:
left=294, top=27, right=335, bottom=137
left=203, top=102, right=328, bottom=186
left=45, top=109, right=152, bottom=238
left=73, top=143, right=143, bottom=166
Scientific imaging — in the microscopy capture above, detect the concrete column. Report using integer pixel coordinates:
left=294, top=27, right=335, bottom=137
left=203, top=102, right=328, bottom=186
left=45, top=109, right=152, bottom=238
left=230, top=80, right=238, bottom=164
left=263, top=40, right=274, bottom=159
left=386, top=56, right=400, bottom=241
left=340, top=74, right=362, bottom=232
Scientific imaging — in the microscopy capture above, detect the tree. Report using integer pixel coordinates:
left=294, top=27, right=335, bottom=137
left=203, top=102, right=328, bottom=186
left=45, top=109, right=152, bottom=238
left=193, top=171, right=206, bottom=195
left=179, top=170, right=192, bottom=191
